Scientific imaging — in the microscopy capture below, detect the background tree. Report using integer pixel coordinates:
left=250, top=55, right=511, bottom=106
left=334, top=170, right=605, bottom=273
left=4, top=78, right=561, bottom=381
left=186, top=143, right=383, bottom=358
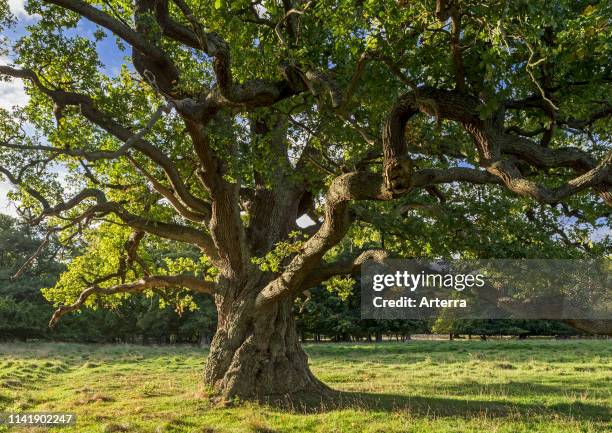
left=0, top=213, right=64, bottom=339
left=0, top=0, right=609, bottom=401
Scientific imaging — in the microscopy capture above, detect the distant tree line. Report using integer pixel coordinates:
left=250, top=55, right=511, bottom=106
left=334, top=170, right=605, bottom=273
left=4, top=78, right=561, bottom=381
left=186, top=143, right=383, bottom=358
left=0, top=214, right=580, bottom=343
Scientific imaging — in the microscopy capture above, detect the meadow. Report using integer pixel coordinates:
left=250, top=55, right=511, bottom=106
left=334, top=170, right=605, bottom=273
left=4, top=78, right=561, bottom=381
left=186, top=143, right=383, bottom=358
left=0, top=340, right=610, bottom=433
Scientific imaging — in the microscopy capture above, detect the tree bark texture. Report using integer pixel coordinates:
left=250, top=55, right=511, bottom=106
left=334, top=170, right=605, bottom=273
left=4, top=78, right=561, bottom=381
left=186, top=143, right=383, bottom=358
left=204, top=288, right=328, bottom=401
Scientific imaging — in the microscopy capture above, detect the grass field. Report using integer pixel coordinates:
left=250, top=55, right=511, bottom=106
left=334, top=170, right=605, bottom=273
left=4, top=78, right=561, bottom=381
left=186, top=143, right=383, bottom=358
left=0, top=340, right=610, bottom=433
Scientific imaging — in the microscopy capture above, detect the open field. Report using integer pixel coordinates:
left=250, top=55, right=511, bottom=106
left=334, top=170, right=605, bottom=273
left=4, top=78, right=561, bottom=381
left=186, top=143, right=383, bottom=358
left=0, top=340, right=610, bottom=433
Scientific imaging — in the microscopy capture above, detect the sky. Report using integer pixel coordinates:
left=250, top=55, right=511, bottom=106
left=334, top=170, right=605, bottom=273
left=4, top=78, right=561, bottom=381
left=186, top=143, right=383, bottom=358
left=0, top=64, right=24, bottom=214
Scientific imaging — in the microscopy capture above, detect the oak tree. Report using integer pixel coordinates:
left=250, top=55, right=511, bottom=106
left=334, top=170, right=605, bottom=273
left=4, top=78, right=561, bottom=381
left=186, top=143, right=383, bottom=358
left=0, top=0, right=610, bottom=400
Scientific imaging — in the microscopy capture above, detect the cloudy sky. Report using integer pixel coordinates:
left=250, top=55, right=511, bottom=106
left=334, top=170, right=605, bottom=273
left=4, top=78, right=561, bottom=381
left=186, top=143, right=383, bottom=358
left=0, top=59, right=26, bottom=215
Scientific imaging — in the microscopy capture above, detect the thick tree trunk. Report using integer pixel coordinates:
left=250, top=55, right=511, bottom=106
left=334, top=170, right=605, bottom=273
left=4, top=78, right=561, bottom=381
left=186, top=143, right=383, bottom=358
left=204, top=293, right=329, bottom=402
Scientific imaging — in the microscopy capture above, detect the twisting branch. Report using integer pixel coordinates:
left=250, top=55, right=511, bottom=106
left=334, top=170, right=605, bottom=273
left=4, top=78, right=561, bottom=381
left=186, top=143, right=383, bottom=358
left=382, top=92, right=418, bottom=196
left=49, top=274, right=217, bottom=326
left=44, top=0, right=175, bottom=71
left=255, top=173, right=358, bottom=307
left=486, top=152, right=611, bottom=205
left=254, top=164, right=501, bottom=307
left=378, top=87, right=612, bottom=205
left=153, top=0, right=306, bottom=108
left=33, top=188, right=108, bottom=223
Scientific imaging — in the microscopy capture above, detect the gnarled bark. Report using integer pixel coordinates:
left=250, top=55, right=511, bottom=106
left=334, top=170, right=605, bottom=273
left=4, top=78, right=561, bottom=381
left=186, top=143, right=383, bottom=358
left=204, top=288, right=328, bottom=401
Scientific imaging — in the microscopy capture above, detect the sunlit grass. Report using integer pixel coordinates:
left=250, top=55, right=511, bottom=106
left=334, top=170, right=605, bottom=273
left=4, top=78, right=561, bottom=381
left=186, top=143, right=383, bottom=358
left=0, top=340, right=609, bottom=432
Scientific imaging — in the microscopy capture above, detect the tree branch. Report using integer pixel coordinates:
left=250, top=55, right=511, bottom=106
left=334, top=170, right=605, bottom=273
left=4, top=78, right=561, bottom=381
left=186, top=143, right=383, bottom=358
left=0, top=167, right=219, bottom=259
left=127, top=155, right=211, bottom=223
left=254, top=164, right=500, bottom=307
left=153, top=0, right=306, bottom=109
left=49, top=274, right=216, bottom=326
left=44, top=0, right=175, bottom=70
left=185, top=120, right=247, bottom=276
left=380, top=87, right=611, bottom=205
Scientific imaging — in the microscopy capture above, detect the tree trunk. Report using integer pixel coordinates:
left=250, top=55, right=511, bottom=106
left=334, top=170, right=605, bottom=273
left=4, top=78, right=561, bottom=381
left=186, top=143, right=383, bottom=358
left=204, top=293, right=329, bottom=402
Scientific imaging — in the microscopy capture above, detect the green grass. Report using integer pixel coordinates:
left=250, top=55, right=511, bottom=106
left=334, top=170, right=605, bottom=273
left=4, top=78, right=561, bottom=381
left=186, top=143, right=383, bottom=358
left=0, top=340, right=610, bottom=432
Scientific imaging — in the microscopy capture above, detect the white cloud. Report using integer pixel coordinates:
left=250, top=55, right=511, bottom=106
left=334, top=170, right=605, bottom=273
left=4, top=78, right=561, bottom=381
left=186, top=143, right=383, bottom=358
left=0, top=76, right=29, bottom=110
left=0, top=57, right=27, bottom=216
left=0, top=55, right=29, bottom=109
left=0, top=51, right=30, bottom=109
left=8, top=0, right=28, bottom=18
left=0, top=181, right=17, bottom=217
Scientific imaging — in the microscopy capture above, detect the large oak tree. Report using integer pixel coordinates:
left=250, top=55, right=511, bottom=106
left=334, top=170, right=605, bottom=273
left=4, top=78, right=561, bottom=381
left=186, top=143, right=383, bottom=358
left=0, top=0, right=610, bottom=400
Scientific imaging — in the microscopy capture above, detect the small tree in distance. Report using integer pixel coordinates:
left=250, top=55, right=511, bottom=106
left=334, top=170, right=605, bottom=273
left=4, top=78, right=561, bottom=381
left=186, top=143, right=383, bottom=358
left=0, top=0, right=610, bottom=400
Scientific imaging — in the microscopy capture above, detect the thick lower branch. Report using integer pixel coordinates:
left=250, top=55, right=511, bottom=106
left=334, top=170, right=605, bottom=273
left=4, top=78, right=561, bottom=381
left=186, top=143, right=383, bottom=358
left=254, top=165, right=499, bottom=306
left=49, top=274, right=215, bottom=326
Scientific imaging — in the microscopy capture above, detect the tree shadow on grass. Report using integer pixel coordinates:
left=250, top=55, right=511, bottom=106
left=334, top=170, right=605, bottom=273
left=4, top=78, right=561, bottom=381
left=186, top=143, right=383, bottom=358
left=269, top=389, right=610, bottom=422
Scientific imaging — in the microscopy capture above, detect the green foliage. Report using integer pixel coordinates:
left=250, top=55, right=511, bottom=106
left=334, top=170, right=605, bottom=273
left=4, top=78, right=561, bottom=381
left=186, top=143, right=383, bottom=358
left=0, top=212, right=585, bottom=342
left=0, top=214, right=64, bottom=339
left=323, top=276, right=355, bottom=301
left=251, top=231, right=306, bottom=272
